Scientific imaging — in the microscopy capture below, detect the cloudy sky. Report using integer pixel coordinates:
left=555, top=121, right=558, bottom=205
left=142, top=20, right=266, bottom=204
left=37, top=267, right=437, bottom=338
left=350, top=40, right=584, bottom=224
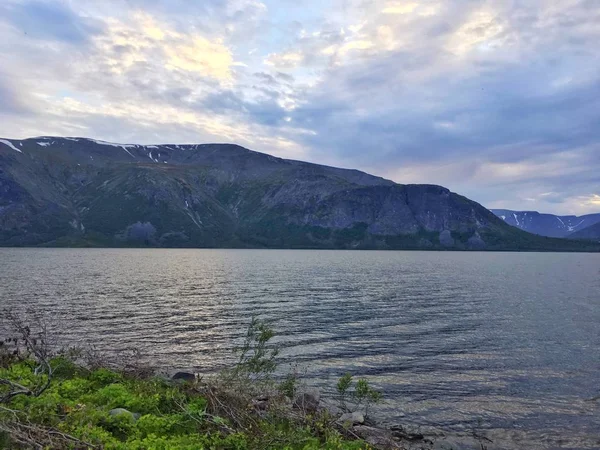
left=0, top=0, right=599, bottom=214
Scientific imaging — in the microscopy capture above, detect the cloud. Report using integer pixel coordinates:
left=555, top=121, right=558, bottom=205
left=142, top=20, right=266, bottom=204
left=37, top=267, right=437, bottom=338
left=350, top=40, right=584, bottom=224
left=578, top=194, right=600, bottom=210
left=447, top=9, right=506, bottom=56
left=0, top=0, right=599, bottom=214
left=100, top=0, right=269, bottom=45
left=265, top=50, right=307, bottom=69
left=89, top=13, right=237, bottom=82
left=382, top=2, right=420, bottom=15
left=0, top=74, right=30, bottom=115
left=165, top=37, right=234, bottom=79
left=0, top=0, right=102, bottom=44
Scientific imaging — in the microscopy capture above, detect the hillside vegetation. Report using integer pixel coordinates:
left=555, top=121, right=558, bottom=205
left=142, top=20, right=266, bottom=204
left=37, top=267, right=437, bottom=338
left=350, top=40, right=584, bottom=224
left=1, top=137, right=598, bottom=251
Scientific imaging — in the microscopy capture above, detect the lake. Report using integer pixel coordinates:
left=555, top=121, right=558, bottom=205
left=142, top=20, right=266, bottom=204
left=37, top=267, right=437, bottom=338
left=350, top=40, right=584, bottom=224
left=1, top=249, right=599, bottom=449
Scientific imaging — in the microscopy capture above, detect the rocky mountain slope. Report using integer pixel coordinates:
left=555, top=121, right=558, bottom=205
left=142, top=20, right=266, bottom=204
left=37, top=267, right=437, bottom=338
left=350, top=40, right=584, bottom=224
left=569, top=222, right=600, bottom=240
left=491, top=209, right=600, bottom=238
left=1, top=137, right=598, bottom=250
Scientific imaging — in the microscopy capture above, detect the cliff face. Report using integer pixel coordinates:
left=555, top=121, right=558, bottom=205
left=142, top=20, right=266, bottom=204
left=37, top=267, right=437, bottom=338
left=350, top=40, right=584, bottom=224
left=0, top=137, right=597, bottom=251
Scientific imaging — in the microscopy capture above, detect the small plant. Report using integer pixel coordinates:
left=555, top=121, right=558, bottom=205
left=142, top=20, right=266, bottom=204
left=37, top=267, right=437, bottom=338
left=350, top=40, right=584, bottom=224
left=354, top=378, right=383, bottom=416
left=231, top=316, right=279, bottom=382
left=278, top=369, right=299, bottom=400
left=336, top=373, right=353, bottom=411
left=336, top=373, right=383, bottom=416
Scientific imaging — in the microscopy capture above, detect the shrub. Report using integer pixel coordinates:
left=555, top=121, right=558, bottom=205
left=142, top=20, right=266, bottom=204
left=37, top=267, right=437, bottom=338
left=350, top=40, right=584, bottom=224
left=336, top=374, right=382, bottom=416
left=231, top=316, right=279, bottom=382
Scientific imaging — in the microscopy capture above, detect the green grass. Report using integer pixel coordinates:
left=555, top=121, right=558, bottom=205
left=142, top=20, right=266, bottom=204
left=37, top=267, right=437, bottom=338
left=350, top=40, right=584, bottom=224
left=0, top=358, right=371, bottom=450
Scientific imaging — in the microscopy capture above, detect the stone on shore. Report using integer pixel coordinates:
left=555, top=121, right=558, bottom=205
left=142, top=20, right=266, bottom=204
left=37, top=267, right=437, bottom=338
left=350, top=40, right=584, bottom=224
left=338, top=411, right=365, bottom=425
left=352, top=425, right=403, bottom=450
left=293, top=389, right=320, bottom=412
left=171, top=372, right=196, bottom=383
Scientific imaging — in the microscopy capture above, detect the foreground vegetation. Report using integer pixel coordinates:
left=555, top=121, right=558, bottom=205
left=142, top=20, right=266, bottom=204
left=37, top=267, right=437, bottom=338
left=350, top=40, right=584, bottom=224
left=0, top=314, right=383, bottom=449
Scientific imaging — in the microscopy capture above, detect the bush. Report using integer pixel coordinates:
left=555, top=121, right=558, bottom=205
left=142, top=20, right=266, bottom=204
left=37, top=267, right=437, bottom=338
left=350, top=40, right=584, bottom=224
left=337, top=373, right=382, bottom=416
left=231, top=316, right=279, bottom=382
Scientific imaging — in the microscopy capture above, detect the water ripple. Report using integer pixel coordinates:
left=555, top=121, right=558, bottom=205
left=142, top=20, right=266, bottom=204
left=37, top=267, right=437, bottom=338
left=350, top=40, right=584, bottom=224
left=1, top=248, right=599, bottom=449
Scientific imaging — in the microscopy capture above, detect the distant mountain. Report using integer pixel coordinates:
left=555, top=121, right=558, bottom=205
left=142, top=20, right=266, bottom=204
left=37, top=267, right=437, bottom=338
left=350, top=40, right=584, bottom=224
left=569, top=222, right=600, bottom=240
left=1, top=136, right=598, bottom=251
left=491, top=209, right=600, bottom=238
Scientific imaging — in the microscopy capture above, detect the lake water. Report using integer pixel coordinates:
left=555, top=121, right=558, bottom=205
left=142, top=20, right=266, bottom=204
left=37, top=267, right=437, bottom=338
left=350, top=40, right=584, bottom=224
left=0, top=249, right=599, bottom=449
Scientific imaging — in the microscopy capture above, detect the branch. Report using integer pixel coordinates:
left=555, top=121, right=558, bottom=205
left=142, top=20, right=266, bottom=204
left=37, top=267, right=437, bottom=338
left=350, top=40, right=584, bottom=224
left=0, top=419, right=99, bottom=449
left=1, top=310, right=54, bottom=403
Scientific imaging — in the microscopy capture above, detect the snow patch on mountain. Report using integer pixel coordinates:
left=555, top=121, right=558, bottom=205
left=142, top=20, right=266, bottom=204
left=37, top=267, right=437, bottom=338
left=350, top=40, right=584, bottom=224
left=492, top=209, right=600, bottom=238
left=121, top=146, right=135, bottom=158
left=86, top=138, right=137, bottom=158
left=0, top=139, right=22, bottom=153
left=568, top=220, right=585, bottom=232
left=88, top=138, right=136, bottom=149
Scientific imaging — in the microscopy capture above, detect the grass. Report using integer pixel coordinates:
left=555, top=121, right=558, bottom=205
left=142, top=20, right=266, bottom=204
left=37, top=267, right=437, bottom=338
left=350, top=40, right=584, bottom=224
left=0, top=360, right=366, bottom=449
left=0, top=316, right=376, bottom=450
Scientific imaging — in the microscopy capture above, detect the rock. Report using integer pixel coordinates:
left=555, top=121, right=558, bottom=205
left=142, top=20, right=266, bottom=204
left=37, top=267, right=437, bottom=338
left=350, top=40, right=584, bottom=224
left=352, top=425, right=402, bottom=449
left=338, top=411, right=365, bottom=425
left=389, top=425, right=424, bottom=441
left=320, top=400, right=344, bottom=416
left=432, top=436, right=491, bottom=450
left=467, top=232, right=486, bottom=249
left=293, top=389, right=320, bottom=412
left=109, top=408, right=141, bottom=421
left=171, top=372, right=196, bottom=383
left=439, top=230, right=455, bottom=247
left=433, top=438, right=465, bottom=450
left=306, top=388, right=321, bottom=402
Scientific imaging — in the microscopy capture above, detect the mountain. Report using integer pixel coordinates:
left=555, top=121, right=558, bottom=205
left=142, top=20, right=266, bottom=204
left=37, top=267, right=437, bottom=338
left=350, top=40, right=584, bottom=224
left=1, top=136, right=598, bottom=251
left=491, top=209, right=600, bottom=238
left=569, top=222, right=600, bottom=240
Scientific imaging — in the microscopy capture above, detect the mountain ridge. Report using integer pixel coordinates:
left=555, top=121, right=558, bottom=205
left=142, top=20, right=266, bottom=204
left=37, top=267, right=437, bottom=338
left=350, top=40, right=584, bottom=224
left=1, top=137, right=598, bottom=251
left=491, top=209, right=600, bottom=238
left=569, top=222, right=600, bottom=240
left=1, top=136, right=393, bottom=184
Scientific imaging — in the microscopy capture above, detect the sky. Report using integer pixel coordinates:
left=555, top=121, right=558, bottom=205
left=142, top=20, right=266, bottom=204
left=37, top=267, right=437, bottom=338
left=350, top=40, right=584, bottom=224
left=0, top=0, right=599, bottom=215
